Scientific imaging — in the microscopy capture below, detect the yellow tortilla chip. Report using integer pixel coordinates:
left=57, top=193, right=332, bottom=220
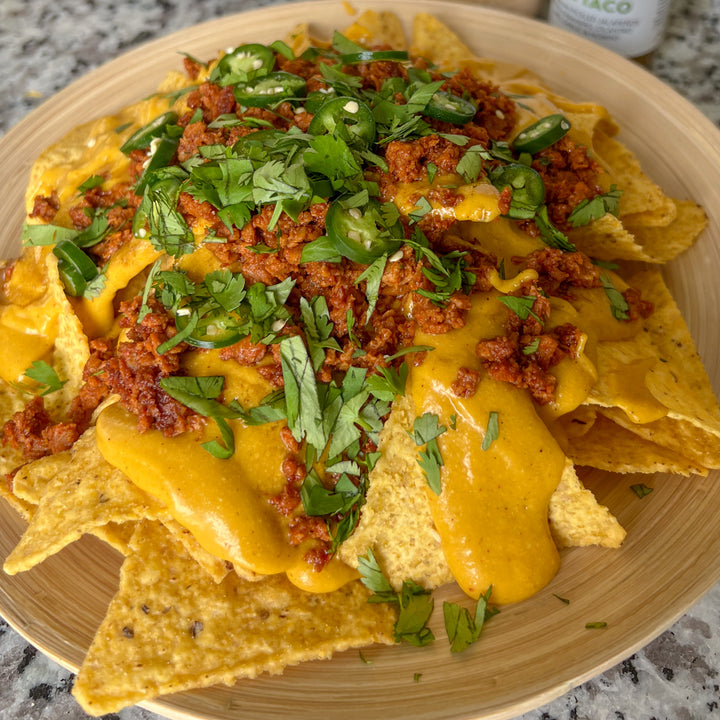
left=0, top=380, right=27, bottom=479
left=340, top=396, right=626, bottom=590
left=160, top=518, right=233, bottom=585
left=549, top=460, right=626, bottom=548
left=569, top=214, right=655, bottom=262
left=11, top=449, right=72, bottom=505
left=73, top=520, right=395, bottom=716
left=44, top=253, right=90, bottom=419
left=3, top=428, right=170, bottom=575
left=343, top=10, right=407, bottom=49
left=622, top=199, right=708, bottom=263
left=566, top=412, right=708, bottom=476
left=593, top=129, right=677, bottom=221
left=586, top=268, right=720, bottom=471
left=284, top=22, right=313, bottom=57
left=411, top=13, right=474, bottom=69
left=338, top=394, right=453, bottom=590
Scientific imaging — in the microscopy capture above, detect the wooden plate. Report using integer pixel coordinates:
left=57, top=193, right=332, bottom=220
left=0, top=2, right=718, bottom=719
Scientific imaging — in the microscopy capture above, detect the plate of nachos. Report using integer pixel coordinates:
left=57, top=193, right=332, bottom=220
left=0, top=2, right=718, bottom=719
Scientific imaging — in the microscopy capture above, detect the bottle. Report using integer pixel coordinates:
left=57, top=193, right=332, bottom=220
left=547, top=0, right=672, bottom=59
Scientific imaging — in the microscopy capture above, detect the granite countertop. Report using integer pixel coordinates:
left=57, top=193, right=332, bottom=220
left=0, top=0, right=719, bottom=718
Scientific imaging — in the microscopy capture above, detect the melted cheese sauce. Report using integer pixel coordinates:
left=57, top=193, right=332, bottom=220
left=410, top=294, right=568, bottom=603
left=0, top=249, right=58, bottom=384
left=393, top=174, right=501, bottom=222
left=95, top=351, right=358, bottom=592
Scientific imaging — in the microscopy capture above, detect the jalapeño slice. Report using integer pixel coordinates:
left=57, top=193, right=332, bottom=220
left=308, top=96, right=376, bottom=145
left=210, top=43, right=275, bottom=86
left=325, top=200, right=403, bottom=265
left=120, top=111, right=179, bottom=154
left=233, top=72, right=306, bottom=108
left=53, top=239, right=99, bottom=296
left=134, top=136, right=180, bottom=194
left=490, top=163, right=546, bottom=220
left=512, top=114, right=571, bottom=154
left=424, top=91, right=477, bottom=125
left=175, top=308, right=244, bottom=349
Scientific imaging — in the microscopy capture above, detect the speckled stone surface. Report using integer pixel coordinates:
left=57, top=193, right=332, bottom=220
left=0, top=0, right=719, bottom=719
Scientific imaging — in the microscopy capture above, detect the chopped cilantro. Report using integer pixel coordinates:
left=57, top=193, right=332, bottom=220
left=497, top=295, right=542, bottom=323
left=631, top=483, right=653, bottom=498
left=23, top=361, right=66, bottom=396
left=443, top=586, right=498, bottom=652
left=481, top=411, right=499, bottom=451
left=410, top=413, right=447, bottom=495
left=599, top=272, right=630, bottom=321
left=358, top=550, right=435, bottom=647
left=568, top=186, right=622, bottom=227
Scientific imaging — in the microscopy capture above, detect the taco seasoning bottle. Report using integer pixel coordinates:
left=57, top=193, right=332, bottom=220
left=547, top=0, right=672, bottom=61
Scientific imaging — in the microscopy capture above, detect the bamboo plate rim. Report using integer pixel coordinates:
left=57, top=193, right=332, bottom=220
left=0, top=2, right=719, bottom=719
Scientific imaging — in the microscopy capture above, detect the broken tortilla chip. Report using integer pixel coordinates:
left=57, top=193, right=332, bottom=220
left=3, top=428, right=170, bottom=575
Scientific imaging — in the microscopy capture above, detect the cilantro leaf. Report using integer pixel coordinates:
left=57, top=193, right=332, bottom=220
left=631, top=483, right=653, bottom=498
left=279, top=335, right=328, bottom=452
left=534, top=205, right=576, bottom=252
left=358, top=549, right=395, bottom=598
left=567, top=186, right=623, bottom=227
left=599, top=272, right=630, bottom=320
left=23, top=361, right=66, bottom=396
left=443, top=586, right=498, bottom=653
left=358, top=550, right=436, bottom=647
left=21, top=222, right=78, bottom=247
left=411, top=413, right=447, bottom=495
left=481, top=411, right=499, bottom=451
left=497, top=295, right=542, bottom=322
left=355, top=255, right=387, bottom=323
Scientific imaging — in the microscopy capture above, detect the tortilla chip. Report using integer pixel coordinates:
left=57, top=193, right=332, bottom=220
left=340, top=395, right=626, bottom=589
left=566, top=412, right=708, bottom=476
left=549, top=460, right=626, bottom=548
left=11, top=450, right=72, bottom=505
left=411, top=13, right=474, bottom=69
left=569, top=214, right=655, bottom=262
left=0, top=380, right=27, bottom=479
left=3, top=428, right=170, bottom=575
left=622, top=199, right=708, bottom=263
left=44, top=253, right=90, bottom=419
left=338, top=394, right=453, bottom=590
left=585, top=269, right=720, bottom=471
left=342, top=10, right=407, bottom=49
left=73, top=520, right=395, bottom=716
left=285, top=23, right=313, bottom=57
left=160, top=518, right=233, bottom=584
left=593, top=129, right=677, bottom=221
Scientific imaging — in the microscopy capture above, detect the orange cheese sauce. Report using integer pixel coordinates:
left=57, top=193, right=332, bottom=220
left=410, top=293, right=568, bottom=604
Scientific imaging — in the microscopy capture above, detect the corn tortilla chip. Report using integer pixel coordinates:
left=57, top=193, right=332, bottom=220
left=549, top=460, right=625, bottom=549
left=586, top=268, right=720, bottom=471
left=3, top=428, right=170, bottom=575
left=44, top=253, right=90, bottom=419
left=338, top=394, right=454, bottom=590
left=73, top=520, right=395, bottom=716
left=342, top=10, right=407, bottom=49
left=567, top=412, right=709, bottom=476
left=340, top=395, right=627, bottom=590
left=411, top=13, right=474, bottom=69
left=160, top=518, right=233, bottom=585
left=622, top=199, right=708, bottom=263
left=0, top=380, right=28, bottom=480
